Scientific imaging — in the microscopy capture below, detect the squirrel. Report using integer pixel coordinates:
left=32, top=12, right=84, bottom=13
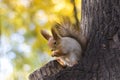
left=41, top=18, right=87, bottom=67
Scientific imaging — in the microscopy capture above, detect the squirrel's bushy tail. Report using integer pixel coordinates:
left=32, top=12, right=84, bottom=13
left=53, top=18, right=87, bottom=50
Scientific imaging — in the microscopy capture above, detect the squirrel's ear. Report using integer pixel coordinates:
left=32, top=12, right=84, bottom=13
left=40, top=30, right=51, bottom=40
left=51, top=27, right=61, bottom=40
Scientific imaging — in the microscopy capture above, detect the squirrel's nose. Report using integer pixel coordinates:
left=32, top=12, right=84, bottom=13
left=51, top=49, right=54, bottom=52
left=51, top=54, right=55, bottom=57
left=51, top=52, right=56, bottom=57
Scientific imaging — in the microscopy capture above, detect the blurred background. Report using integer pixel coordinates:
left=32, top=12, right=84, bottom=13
left=0, top=0, right=81, bottom=80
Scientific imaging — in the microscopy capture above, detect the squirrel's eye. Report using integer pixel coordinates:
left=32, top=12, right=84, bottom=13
left=54, top=41, right=56, bottom=44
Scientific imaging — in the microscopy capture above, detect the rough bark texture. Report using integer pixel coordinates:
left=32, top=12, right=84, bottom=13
left=29, top=0, right=120, bottom=80
left=29, top=60, right=66, bottom=80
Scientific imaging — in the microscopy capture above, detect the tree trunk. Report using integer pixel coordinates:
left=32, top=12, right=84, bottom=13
left=29, top=0, right=120, bottom=80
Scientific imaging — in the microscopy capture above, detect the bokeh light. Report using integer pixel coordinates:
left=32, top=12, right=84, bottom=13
left=0, top=0, right=81, bottom=80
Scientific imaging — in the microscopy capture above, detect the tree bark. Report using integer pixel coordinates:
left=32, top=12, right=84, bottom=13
left=29, top=0, right=120, bottom=80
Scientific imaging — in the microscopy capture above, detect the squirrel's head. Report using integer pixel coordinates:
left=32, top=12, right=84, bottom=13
left=41, top=28, right=62, bottom=57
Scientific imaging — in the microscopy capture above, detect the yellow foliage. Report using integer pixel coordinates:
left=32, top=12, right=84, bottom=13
left=1, top=0, right=81, bottom=80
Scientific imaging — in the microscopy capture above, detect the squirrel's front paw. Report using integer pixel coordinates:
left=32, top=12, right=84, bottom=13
left=51, top=50, right=63, bottom=57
